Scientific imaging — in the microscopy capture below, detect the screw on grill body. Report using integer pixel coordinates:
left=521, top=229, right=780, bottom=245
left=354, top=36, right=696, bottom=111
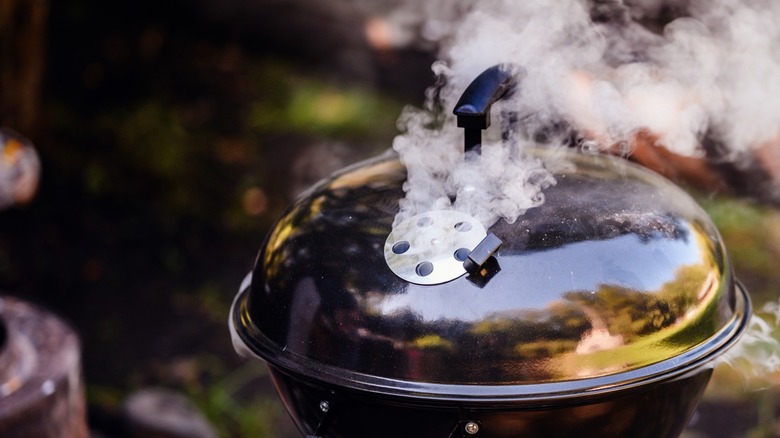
left=464, top=421, right=479, bottom=435
left=319, top=401, right=330, bottom=413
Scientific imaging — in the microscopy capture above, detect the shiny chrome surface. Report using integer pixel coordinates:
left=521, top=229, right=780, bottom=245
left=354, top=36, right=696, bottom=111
left=231, top=149, right=750, bottom=400
left=384, top=210, right=487, bottom=285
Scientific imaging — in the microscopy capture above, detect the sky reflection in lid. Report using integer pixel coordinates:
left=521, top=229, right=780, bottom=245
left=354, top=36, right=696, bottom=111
left=376, top=227, right=706, bottom=323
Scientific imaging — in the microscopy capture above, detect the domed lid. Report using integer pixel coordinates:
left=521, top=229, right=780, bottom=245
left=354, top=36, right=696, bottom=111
left=230, top=149, right=750, bottom=402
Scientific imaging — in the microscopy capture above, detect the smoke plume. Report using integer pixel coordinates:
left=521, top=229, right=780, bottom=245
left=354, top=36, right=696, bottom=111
left=718, top=299, right=780, bottom=386
left=388, top=0, right=780, bottom=226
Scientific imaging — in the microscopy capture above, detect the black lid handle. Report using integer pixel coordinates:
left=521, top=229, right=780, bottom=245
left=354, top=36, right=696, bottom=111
left=453, top=64, right=522, bottom=153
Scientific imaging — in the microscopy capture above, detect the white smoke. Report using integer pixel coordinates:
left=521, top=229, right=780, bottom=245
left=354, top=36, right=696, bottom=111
left=718, top=299, right=780, bottom=386
left=388, top=0, right=780, bottom=226
left=392, top=85, right=560, bottom=227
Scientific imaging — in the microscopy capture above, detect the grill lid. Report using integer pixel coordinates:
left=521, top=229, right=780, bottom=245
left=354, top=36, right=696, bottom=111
left=230, top=147, right=749, bottom=401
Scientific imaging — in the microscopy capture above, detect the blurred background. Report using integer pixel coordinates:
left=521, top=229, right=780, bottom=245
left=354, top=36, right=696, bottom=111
left=2, top=0, right=780, bottom=437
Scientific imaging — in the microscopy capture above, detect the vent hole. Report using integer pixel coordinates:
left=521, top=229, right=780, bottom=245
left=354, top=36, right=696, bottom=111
left=392, top=241, right=410, bottom=254
left=454, top=221, right=472, bottom=232
left=454, top=248, right=470, bottom=262
left=416, top=261, right=434, bottom=277
left=417, top=216, right=433, bottom=227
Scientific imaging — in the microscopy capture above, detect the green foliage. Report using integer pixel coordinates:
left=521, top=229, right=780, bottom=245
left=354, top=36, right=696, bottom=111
left=185, top=360, right=284, bottom=438
left=699, top=196, right=780, bottom=303
left=247, top=63, right=403, bottom=140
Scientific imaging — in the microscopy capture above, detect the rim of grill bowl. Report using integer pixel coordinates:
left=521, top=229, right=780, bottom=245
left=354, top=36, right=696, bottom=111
left=230, top=280, right=751, bottom=404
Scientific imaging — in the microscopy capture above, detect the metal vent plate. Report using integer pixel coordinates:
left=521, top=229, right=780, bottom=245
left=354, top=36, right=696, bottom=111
left=384, top=210, right=486, bottom=285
